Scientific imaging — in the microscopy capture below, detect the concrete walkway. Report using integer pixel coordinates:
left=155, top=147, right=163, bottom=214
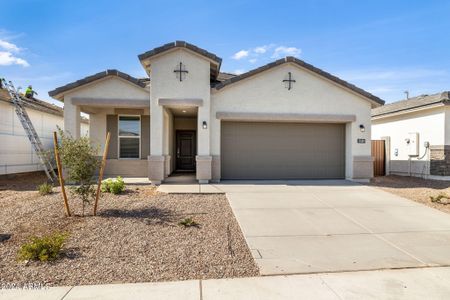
left=218, top=180, right=450, bottom=275
left=2, top=267, right=450, bottom=299
left=159, top=180, right=450, bottom=275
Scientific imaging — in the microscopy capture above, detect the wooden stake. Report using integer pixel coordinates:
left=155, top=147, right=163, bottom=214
left=53, top=132, right=71, bottom=217
left=93, top=132, right=111, bottom=216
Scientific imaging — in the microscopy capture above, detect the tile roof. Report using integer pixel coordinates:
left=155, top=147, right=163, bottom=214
left=214, top=56, right=385, bottom=106
left=48, top=69, right=148, bottom=99
left=0, top=87, right=88, bottom=123
left=138, top=41, right=222, bottom=65
left=371, top=91, right=450, bottom=117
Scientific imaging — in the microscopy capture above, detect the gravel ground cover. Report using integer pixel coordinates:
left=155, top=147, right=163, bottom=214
left=369, top=175, right=450, bottom=214
left=0, top=172, right=258, bottom=286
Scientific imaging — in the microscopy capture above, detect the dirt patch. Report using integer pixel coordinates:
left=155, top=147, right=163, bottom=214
left=0, top=173, right=259, bottom=286
left=369, top=175, right=450, bottom=214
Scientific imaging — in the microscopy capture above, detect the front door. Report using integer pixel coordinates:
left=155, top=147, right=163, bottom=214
left=176, top=131, right=196, bottom=171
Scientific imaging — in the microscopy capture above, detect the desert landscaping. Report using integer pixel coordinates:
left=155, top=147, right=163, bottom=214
left=0, top=173, right=258, bottom=286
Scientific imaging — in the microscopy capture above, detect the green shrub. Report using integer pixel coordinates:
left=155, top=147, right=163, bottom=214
left=179, top=217, right=200, bottom=228
left=430, top=193, right=450, bottom=205
left=18, top=232, right=68, bottom=262
left=101, top=176, right=125, bottom=194
left=38, top=183, right=53, bottom=196
left=57, top=127, right=100, bottom=216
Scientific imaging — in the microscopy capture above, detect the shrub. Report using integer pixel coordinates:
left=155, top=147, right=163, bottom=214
left=38, top=183, right=53, bottom=196
left=430, top=193, right=450, bottom=205
left=101, top=176, right=125, bottom=194
left=179, top=217, right=200, bottom=228
left=18, top=232, right=68, bottom=262
left=57, top=127, right=100, bottom=216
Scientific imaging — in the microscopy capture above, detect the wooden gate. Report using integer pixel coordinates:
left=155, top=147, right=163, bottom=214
left=371, top=140, right=385, bottom=176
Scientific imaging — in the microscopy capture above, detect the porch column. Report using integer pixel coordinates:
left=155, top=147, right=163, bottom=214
left=64, top=97, right=81, bottom=138
left=148, top=104, right=165, bottom=185
left=196, top=104, right=212, bottom=184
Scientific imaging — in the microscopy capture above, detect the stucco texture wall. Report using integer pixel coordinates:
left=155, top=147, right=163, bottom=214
left=371, top=106, right=445, bottom=176
left=63, top=76, right=149, bottom=140
left=149, top=49, right=211, bottom=156
left=211, top=63, right=373, bottom=179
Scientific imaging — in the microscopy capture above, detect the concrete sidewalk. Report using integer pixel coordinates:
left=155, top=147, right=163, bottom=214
left=2, top=267, right=450, bottom=299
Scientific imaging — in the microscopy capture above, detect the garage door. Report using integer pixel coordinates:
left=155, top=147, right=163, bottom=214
left=221, top=122, right=345, bottom=179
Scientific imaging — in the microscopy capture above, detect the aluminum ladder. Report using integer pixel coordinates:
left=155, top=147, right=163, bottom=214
left=1, top=78, right=57, bottom=181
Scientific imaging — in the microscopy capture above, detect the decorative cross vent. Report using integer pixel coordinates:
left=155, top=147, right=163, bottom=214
left=282, top=72, right=296, bottom=90
left=174, top=62, right=188, bottom=82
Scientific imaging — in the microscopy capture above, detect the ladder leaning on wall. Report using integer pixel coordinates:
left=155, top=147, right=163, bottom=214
left=1, top=78, right=57, bottom=182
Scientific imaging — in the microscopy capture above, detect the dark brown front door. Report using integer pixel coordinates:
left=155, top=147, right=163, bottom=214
left=176, top=131, right=196, bottom=171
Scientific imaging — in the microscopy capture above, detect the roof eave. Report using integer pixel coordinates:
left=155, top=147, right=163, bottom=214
left=48, top=69, right=148, bottom=101
left=372, top=101, right=448, bottom=119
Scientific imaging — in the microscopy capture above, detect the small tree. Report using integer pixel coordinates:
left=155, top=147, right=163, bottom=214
left=57, top=128, right=100, bottom=216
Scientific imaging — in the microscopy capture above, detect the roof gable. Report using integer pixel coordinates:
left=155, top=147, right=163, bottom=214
left=138, top=41, right=222, bottom=64
left=138, top=41, right=222, bottom=80
left=215, top=57, right=384, bottom=106
left=48, top=69, right=148, bottom=100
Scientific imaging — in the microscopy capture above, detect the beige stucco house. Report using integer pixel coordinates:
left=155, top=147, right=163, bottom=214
left=372, top=92, right=450, bottom=179
left=49, top=41, right=384, bottom=184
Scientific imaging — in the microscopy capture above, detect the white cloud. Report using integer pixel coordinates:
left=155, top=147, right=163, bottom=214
left=254, top=46, right=267, bottom=54
left=249, top=58, right=257, bottom=64
left=0, top=39, right=20, bottom=52
left=0, top=51, right=29, bottom=67
left=232, top=50, right=249, bottom=60
left=271, top=46, right=301, bottom=58
left=233, top=69, right=246, bottom=75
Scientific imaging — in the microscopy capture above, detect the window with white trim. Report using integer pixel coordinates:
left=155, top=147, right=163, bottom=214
left=118, top=116, right=140, bottom=159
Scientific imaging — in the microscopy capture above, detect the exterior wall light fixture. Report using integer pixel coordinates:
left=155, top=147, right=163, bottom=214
left=202, top=121, right=207, bottom=129
left=359, top=124, right=365, bottom=132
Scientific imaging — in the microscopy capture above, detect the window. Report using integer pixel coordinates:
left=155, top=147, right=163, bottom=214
left=118, top=116, right=140, bottom=159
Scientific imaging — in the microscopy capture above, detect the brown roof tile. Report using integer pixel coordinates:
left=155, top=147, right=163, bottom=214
left=138, top=41, right=222, bottom=65
left=372, top=92, right=450, bottom=117
left=48, top=69, right=147, bottom=99
left=1, top=87, right=88, bottom=123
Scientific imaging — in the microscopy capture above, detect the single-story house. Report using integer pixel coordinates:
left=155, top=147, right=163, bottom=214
left=372, top=92, right=450, bottom=179
left=49, top=41, right=384, bottom=184
left=0, top=87, right=89, bottom=175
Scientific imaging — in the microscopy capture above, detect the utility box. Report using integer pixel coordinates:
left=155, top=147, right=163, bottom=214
left=407, top=132, right=419, bottom=157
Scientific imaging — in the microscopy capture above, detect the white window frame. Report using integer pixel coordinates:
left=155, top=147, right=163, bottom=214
left=118, top=115, right=141, bottom=159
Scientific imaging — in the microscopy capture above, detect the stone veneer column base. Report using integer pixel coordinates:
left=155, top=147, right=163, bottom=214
left=430, top=145, right=450, bottom=176
left=196, top=155, right=212, bottom=184
left=148, top=155, right=165, bottom=185
left=352, top=155, right=373, bottom=180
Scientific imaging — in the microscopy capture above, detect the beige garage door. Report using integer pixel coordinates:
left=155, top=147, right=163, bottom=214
left=221, top=122, right=345, bottom=179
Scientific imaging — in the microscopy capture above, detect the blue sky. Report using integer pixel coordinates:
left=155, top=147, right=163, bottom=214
left=1, top=0, right=449, bottom=106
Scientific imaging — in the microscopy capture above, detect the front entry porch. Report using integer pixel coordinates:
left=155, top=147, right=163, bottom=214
left=148, top=99, right=213, bottom=185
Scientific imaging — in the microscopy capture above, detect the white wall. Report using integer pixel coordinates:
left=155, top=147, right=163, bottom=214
left=63, top=76, right=149, bottom=140
left=372, top=106, right=446, bottom=176
left=0, top=101, right=88, bottom=175
left=211, top=62, right=374, bottom=179
left=149, top=49, right=211, bottom=156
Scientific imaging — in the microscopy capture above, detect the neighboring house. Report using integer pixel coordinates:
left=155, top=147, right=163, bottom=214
left=48, top=41, right=384, bottom=184
left=0, top=87, right=89, bottom=175
left=372, top=92, right=450, bottom=179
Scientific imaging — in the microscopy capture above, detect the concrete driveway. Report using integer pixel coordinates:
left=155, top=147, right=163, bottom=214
left=214, top=180, right=450, bottom=275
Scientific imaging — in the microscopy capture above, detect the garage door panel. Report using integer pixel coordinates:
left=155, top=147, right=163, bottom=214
left=221, top=122, right=345, bottom=179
